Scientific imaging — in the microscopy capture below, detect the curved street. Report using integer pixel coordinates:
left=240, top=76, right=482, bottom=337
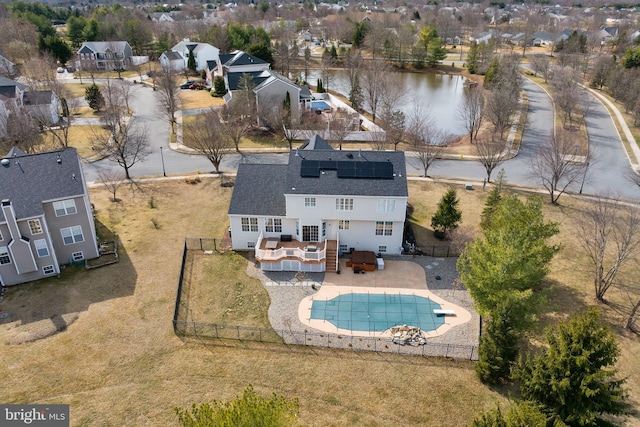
left=80, top=75, right=640, bottom=201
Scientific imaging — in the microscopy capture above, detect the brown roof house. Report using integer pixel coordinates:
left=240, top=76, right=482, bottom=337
left=0, top=147, right=99, bottom=286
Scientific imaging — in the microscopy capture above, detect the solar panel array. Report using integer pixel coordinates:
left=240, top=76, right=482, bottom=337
left=300, top=159, right=394, bottom=179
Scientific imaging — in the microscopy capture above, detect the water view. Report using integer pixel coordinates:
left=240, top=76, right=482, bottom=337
left=305, top=69, right=467, bottom=136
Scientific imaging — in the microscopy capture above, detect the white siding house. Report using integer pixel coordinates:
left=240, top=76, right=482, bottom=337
left=228, top=135, right=408, bottom=272
left=168, top=38, right=219, bottom=72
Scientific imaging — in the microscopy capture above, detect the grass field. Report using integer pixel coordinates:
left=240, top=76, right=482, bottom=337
left=178, top=90, right=225, bottom=110
left=0, top=178, right=638, bottom=426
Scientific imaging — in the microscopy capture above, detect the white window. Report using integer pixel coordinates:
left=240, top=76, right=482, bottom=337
left=304, top=197, right=316, bottom=207
left=0, top=247, right=10, bottom=265
left=247, top=242, right=255, bottom=248
left=378, top=246, right=387, bottom=253
left=61, top=226, right=84, bottom=245
left=28, top=219, right=43, bottom=235
left=43, top=265, right=55, bottom=275
left=336, top=198, right=354, bottom=211
left=339, top=220, right=350, bottom=230
left=241, top=218, right=258, bottom=232
left=375, top=221, right=393, bottom=236
left=295, top=220, right=300, bottom=236
left=53, top=199, right=77, bottom=216
left=377, top=199, right=396, bottom=213
left=72, top=251, right=84, bottom=261
left=0, top=229, right=3, bottom=241
left=265, top=218, right=282, bottom=233
left=34, top=239, right=50, bottom=257
left=339, top=244, right=348, bottom=253
left=322, top=222, right=326, bottom=237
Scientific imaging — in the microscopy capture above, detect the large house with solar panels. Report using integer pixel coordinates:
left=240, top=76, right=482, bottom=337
left=228, top=134, right=408, bottom=272
left=0, top=147, right=99, bottom=286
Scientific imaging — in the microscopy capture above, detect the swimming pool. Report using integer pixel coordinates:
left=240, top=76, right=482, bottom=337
left=310, top=292, right=445, bottom=333
left=311, top=100, right=331, bottom=111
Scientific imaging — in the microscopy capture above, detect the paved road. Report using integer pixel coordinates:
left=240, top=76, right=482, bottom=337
left=80, top=75, right=640, bottom=201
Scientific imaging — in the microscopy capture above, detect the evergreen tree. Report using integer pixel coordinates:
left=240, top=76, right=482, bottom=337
left=317, top=78, right=324, bottom=93
left=349, top=75, right=363, bottom=111
left=431, top=188, right=462, bottom=238
left=516, top=309, right=629, bottom=426
left=480, top=185, right=502, bottom=231
left=284, top=91, right=291, bottom=111
left=484, top=57, right=500, bottom=87
left=466, top=41, right=479, bottom=74
left=175, top=384, right=299, bottom=427
left=85, top=83, right=104, bottom=112
left=426, top=38, right=448, bottom=66
left=475, top=305, right=520, bottom=384
left=213, top=76, right=227, bottom=96
left=187, top=50, right=196, bottom=72
left=471, top=402, right=547, bottom=427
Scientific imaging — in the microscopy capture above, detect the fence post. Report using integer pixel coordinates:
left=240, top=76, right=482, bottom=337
left=214, top=323, right=218, bottom=339
left=445, top=344, right=450, bottom=358
left=214, top=238, right=217, bottom=251
left=237, top=326, right=240, bottom=340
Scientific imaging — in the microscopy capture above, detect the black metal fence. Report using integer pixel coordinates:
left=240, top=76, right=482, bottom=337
left=173, top=238, right=478, bottom=361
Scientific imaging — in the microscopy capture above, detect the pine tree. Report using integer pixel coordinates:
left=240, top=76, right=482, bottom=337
left=85, top=83, right=104, bottom=112
left=467, top=41, right=479, bottom=74
left=516, top=309, right=630, bottom=426
left=317, top=78, right=324, bottom=93
left=187, top=50, right=196, bottom=72
left=475, top=305, right=520, bottom=384
left=480, top=185, right=502, bottom=231
left=431, top=188, right=462, bottom=239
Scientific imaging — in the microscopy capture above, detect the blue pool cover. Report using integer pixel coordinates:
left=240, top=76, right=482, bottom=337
left=311, top=100, right=331, bottom=111
left=310, top=293, right=445, bottom=332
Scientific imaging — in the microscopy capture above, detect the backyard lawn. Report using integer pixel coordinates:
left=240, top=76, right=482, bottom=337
left=178, top=90, right=225, bottom=110
left=0, top=178, right=637, bottom=426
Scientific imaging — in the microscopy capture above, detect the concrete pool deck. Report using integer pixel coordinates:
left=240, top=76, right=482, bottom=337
left=298, top=260, right=472, bottom=338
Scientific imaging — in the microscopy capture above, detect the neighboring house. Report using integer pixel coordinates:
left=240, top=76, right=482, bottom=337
left=532, top=31, right=556, bottom=46
left=0, top=77, right=26, bottom=104
left=204, top=60, right=218, bottom=86
left=167, top=38, right=219, bottom=72
left=78, top=41, right=133, bottom=71
left=159, top=50, right=184, bottom=71
left=0, top=54, right=15, bottom=78
left=23, top=90, right=60, bottom=126
left=228, top=135, right=408, bottom=272
left=0, top=147, right=99, bottom=286
left=218, top=50, right=270, bottom=76
left=469, top=31, right=493, bottom=44
left=224, top=69, right=302, bottom=124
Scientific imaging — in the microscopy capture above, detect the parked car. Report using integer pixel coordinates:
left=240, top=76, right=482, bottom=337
left=66, top=65, right=75, bottom=73
left=189, top=83, right=207, bottom=90
left=179, top=80, right=196, bottom=89
left=56, top=67, right=65, bottom=73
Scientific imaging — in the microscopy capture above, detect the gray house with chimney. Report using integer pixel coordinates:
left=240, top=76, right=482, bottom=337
left=0, top=147, right=99, bottom=286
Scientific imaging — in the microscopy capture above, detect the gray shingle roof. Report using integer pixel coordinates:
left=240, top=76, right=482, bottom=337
left=78, top=41, right=131, bottom=54
left=228, top=135, right=408, bottom=217
left=286, top=145, right=408, bottom=198
left=228, top=164, right=288, bottom=216
left=226, top=71, right=268, bottom=91
left=0, top=148, right=86, bottom=220
left=223, top=51, right=268, bottom=67
left=23, top=90, right=52, bottom=106
left=162, top=51, right=183, bottom=61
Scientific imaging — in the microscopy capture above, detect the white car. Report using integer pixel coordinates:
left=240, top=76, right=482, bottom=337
left=56, top=67, right=65, bottom=73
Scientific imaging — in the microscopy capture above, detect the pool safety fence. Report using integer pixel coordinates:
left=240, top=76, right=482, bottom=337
left=174, top=238, right=478, bottom=361
left=173, top=320, right=478, bottom=360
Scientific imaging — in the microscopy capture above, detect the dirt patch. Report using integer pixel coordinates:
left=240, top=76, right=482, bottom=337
left=2, top=313, right=79, bottom=345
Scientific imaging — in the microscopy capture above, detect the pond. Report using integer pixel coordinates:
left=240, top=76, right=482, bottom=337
left=305, top=69, right=467, bottom=136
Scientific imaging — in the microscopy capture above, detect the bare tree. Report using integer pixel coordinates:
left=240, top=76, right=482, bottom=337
left=98, top=169, right=128, bottom=202
left=155, top=64, right=180, bottom=135
left=327, top=108, right=356, bottom=150
left=529, top=54, right=551, bottom=83
left=360, top=59, right=391, bottom=123
left=406, top=103, right=446, bottom=177
left=551, top=66, right=581, bottom=129
left=219, top=100, right=252, bottom=153
left=457, top=85, right=484, bottom=145
left=184, top=107, right=232, bottom=173
left=379, top=110, right=406, bottom=151
left=474, top=135, right=508, bottom=182
left=92, top=81, right=151, bottom=179
left=530, top=135, right=587, bottom=205
left=575, top=197, right=640, bottom=303
left=0, top=103, right=42, bottom=153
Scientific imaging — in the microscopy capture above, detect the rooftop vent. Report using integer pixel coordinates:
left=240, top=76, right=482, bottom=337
left=57, top=154, right=61, bottom=164
left=1, top=159, right=9, bottom=167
